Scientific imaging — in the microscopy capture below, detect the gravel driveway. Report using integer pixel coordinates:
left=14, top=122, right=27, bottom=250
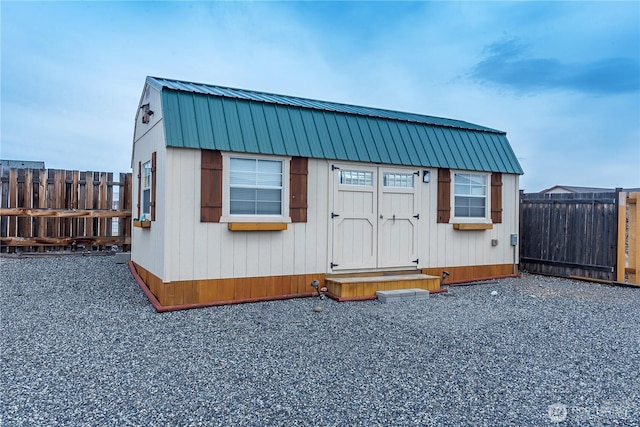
left=1, top=255, right=639, bottom=426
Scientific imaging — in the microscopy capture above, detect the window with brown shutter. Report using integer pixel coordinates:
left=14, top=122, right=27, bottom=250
left=137, top=160, right=141, bottom=219
left=151, top=152, right=156, bottom=221
left=491, top=172, right=503, bottom=224
left=201, top=150, right=223, bottom=222
left=437, top=168, right=451, bottom=223
left=290, top=157, right=308, bottom=223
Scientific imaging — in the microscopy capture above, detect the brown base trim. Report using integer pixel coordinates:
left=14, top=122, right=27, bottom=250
left=129, top=261, right=321, bottom=311
left=422, top=264, right=518, bottom=285
left=128, top=262, right=517, bottom=310
left=129, top=260, right=163, bottom=310
left=442, top=274, right=520, bottom=285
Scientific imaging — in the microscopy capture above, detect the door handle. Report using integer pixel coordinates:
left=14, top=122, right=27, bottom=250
left=380, top=214, right=383, bottom=219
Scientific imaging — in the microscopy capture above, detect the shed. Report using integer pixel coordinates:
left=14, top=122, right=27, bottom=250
left=131, top=76, right=524, bottom=309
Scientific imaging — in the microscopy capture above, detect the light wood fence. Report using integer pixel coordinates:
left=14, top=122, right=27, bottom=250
left=0, top=168, right=132, bottom=253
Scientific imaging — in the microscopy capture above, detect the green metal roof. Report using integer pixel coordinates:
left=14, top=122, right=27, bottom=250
left=147, top=76, right=523, bottom=174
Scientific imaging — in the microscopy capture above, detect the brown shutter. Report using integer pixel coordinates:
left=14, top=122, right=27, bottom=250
left=491, top=172, right=503, bottom=224
left=137, top=160, right=141, bottom=219
left=201, top=150, right=223, bottom=222
left=437, top=168, right=451, bottom=223
left=290, top=157, right=308, bottom=223
left=150, top=152, right=157, bottom=221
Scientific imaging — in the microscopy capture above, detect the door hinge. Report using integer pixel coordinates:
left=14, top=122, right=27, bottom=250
left=413, top=213, right=420, bottom=219
left=412, top=258, right=419, bottom=264
left=331, top=212, right=340, bottom=218
left=332, top=165, right=340, bottom=171
left=414, top=170, right=420, bottom=176
left=330, top=262, right=339, bottom=268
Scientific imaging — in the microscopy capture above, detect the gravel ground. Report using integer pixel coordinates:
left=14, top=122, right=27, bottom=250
left=1, top=255, right=639, bottom=426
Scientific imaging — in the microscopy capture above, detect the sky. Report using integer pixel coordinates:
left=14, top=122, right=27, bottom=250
left=1, top=1, right=639, bottom=192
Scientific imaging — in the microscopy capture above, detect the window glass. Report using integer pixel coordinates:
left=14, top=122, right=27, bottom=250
left=142, top=161, right=152, bottom=216
left=229, top=158, right=283, bottom=215
left=340, top=170, right=373, bottom=186
left=453, top=173, right=487, bottom=218
left=383, top=173, right=414, bottom=188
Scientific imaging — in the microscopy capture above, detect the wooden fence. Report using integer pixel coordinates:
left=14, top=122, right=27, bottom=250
left=0, top=168, right=132, bottom=253
left=520, top=190, right=639, bottom=285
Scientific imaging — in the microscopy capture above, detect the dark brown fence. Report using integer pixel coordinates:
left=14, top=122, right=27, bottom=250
left=0, top=168, right=132, bottom=253
left=519, top=191, right=622, bottom=281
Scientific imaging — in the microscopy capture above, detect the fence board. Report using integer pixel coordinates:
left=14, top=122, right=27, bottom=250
left=0, top=167, right=132, bottom=253
left=520, top=192, right=618, bottom=281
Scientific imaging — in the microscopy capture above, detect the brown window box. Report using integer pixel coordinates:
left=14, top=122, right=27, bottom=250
left=453, top=223, right=493, bottom=230
left=228, top=222, right=288, bottom=231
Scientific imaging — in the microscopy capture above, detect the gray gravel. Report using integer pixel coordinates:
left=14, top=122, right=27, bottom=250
left=1, top=255, right=639, bottom=426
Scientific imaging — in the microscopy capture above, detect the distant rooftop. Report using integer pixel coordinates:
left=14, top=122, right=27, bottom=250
left=0, top=159, right=46, bottom=176
left=541, top=185, right=640, bottom=194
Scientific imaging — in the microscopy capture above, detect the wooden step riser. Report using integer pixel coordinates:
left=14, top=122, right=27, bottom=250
left=326, top=277, right=441, bottom=298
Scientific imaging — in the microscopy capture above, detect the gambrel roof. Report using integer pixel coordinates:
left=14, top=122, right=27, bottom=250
left=146, top=76, right=523, bottom=174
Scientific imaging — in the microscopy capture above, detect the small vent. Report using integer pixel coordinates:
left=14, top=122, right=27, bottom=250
left=140, top=103, right=154, bottom=124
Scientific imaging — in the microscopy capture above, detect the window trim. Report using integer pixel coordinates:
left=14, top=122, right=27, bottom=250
left=450, top=171, right=491, bottom=224
left=141, top=160, right=152, bottom=220
left=219, top=153, right=292, bottom=223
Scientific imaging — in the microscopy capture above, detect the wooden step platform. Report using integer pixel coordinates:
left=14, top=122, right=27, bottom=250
left=325, top=273, right=442, bottom=301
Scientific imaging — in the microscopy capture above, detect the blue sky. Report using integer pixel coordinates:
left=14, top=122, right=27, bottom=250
left=2, top=1, right=639, bottom=192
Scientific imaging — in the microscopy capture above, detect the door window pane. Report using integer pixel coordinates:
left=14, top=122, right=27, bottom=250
left=383, top=173, right=414, bottom=188
left=340, top=170, right=373, bottom=186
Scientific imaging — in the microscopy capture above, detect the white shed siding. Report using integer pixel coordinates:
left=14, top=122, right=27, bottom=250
left=144, top=145, right=519, bottom=283
left=162, top=153, right=330, bottom=282
left=419, top=173, right=519, bottom=268
left=131, top=120, right=166, bottom=280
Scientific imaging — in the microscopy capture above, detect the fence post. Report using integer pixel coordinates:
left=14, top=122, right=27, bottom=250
left=616, top=190, right=626, bottom=282
left=629, top=192, right=639, bottom=285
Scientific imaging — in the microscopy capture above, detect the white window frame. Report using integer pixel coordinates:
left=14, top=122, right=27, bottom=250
left=451, top=171, right=491, bottom=223
left=220, top=153, right=291, bottom=223
left=141, top=160, right=152, bottom=220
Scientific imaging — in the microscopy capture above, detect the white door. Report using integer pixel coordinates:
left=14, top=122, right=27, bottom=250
left=331, top=165, right=419, bottom=271
left=331, top=166, right=377, bottom=270
left=378, top=168, right=419, bottom=268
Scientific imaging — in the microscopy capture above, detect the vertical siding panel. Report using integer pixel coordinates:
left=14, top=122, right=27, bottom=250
left=282, top=227, right=295, bottom=275
left=270, top=230, right=284, bottom=276
left=179, top=150, right=196, bottom=281
left=250, top=277, right=267, bottom=299
left=294, top=224, right=306, bottom=274
left=205, top=220, right=222, bottom=279
left=193, top=152, right=208, bottom=280
left=233, top=233, right=248, bottom=277
left=219, top=279, right=234, bottom=301
left=235, top=278, right=250, bottom=300
left=246, top=237, right=260, bottom=277
left=306, top=161, right=323, bottom=272
left=316, top=161, right=329, bottom=273
left=220, top=227, right=235, bottom=278
left=166, top=149, right=181, bottom=282
left=258, top=232, right=272, bottom=276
